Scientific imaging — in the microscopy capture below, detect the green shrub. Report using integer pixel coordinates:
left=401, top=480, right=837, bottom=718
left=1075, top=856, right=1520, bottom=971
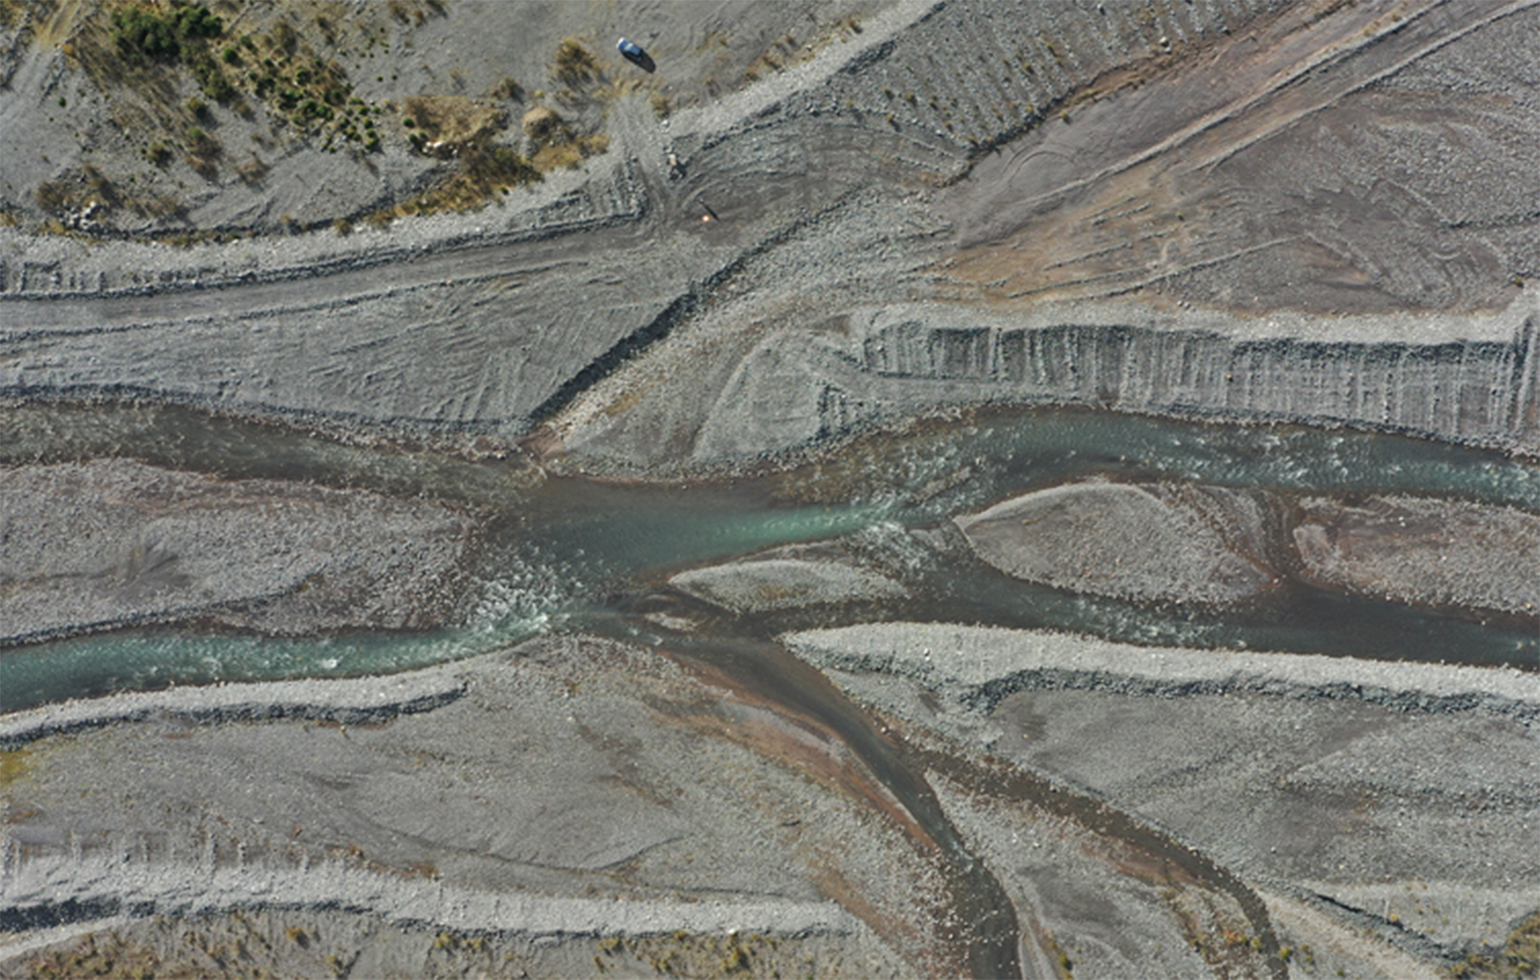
left=110, top=4, right=222, bottom=62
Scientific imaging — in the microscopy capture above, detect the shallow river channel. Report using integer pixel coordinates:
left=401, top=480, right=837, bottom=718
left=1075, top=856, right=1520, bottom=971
left=2, top=403, right=1536, bottom=713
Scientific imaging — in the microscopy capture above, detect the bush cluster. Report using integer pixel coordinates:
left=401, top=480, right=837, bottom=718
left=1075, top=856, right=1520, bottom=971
left=110, top=4, right=232, bottom=102
left=110, top=4, right=223, bottom=62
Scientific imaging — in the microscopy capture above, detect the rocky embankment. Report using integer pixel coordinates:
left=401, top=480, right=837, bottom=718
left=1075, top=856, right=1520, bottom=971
left=666, top=300, right=1540, bottom=469
left=0, top=459, right=475, bottom=644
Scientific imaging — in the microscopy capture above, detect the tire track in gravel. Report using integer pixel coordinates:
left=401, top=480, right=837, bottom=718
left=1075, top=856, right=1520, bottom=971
left=940, top=0, right=1540, bottom=312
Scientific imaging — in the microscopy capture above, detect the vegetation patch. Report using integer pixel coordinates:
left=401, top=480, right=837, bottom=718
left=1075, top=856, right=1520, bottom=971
left=67, top=1, right=387, bottom=175
left=386, top=0, right=444, bottom=29
left=1453, top=910, right=1540, bottom=978
left=553, top=37, right=599, bottom=85
left=183, top=123, right=221, bottom=177
left=370, top=142, right=541, bottom=225
left=22, top=931, right=163, bottom=980
left=42, top=0, right=616, bottom=233
left=0, top=0, right=27, bottom=31
left=109, top=3, right=223, bottom=64
left=33, top=163, right=179, bottom=222
left=401, top=93, right=503, bottom=154
left=369, top=67, right=610, bottom=226
left=521, top=103, right=569, bottom=144
left=240, top=16, right=381, bottom=152
left=594, top=930, right=788, bottom=977
left=108, top=2, right=234, bottom=105
left=521, top=99, right=607, bottom=169
left=531, top=132, right=608, bottom=171
left=0, top=746, right=33, bottom=788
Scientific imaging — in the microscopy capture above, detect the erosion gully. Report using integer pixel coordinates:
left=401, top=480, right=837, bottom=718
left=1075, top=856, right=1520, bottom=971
left=2, top=401, right=1537, bottom=977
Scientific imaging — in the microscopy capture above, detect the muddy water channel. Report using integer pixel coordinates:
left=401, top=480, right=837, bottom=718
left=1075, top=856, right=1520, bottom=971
left=2, top=402, right=1535, bottom=713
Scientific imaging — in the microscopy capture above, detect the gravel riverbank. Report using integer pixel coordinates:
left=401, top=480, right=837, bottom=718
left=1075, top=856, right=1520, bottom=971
left=1, top=638, right=924, bottom=974
left=786, top=624, right=1540, bottom=968
left=0, top=459, right=477, bottom=646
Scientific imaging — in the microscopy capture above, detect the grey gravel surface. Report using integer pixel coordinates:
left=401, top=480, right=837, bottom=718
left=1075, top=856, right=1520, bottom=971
left=785, top=623, right=1540, bottom=966
left=0, top=459, right=475, bottom=644
left=783, top=622, right=1540, bottom=717
left=0, top=636, right=954, bottom=973
left=954, top=480, right=1280, bottom=607
left=547, top=0, right=1540, bottom=471
left=926, top=776, right=1249, bottom=980
left=4, top=1, right=1540, bottom=976
left=1293, top=494, right=1540, bottom=617
left=0, top=660, right=468, bottom=749
left=0, top=907, right=906, bottom=980
left=0, top=0, right=887, bottom=239
left=670, top=542, right=910, bottom=613
left=4, top=0, right=1538, bottom=467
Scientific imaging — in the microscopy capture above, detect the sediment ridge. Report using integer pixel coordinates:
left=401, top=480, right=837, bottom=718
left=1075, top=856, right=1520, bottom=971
left=783, top=622, right=1540, bottom=719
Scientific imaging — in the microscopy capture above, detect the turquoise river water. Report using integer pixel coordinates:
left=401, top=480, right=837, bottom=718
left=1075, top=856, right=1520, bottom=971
left=1, top=403, right=1536, bottom=713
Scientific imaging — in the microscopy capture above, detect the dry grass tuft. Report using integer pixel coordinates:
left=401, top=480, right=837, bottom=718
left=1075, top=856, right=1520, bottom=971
left=553, top=37, right=598, bottom=84
left=520, top=104, right=568, bottom=144
left=1453, top=910, right=1540, bottom=978
left=532, top=133, right=606, bottom=171
left=235, top=153, right=268, bottom=183
left=403, top=94, right=504, bottom=153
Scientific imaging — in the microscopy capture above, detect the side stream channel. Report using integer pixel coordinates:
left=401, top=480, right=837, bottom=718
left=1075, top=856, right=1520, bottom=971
left=577, top=608, right=1026, bottom=980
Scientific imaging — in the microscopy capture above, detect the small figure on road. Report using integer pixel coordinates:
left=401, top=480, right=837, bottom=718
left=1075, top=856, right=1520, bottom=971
left=618, top=37, right=656, bottom=73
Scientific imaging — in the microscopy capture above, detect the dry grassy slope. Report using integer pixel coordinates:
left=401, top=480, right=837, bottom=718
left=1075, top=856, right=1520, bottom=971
left=2, top=911, right=906, bottom=980
left=0, top=0, right=879, bottom=235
